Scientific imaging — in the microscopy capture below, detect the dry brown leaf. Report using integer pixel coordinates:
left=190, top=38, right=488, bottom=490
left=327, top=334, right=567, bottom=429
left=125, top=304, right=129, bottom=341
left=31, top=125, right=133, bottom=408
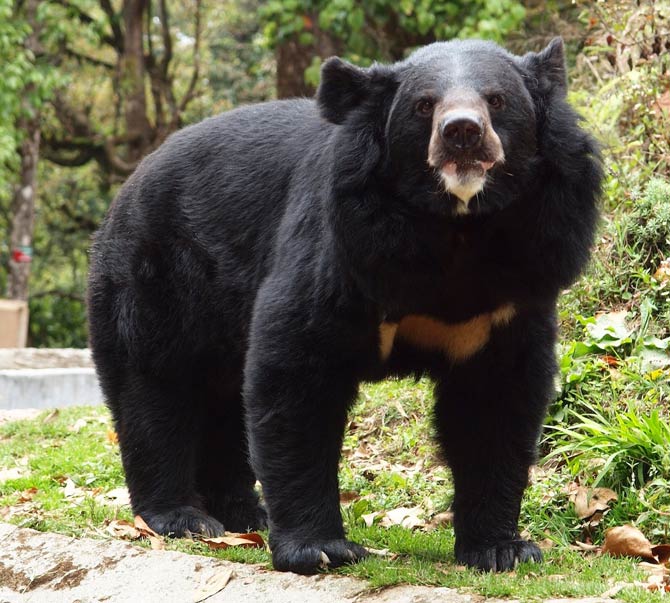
left=201, top=532, right=265, bottom=550
left=42, top=409, right=60, bottom=423
left=133, top=515, right=160, bottom=537
left=106, top=519, right=141, bottom=540
left=96, top=487, right=130, bottom=507
left=339, top=490, right=360, bottom=504
left=572, top=540, right=600, bottom=553
left=362, top=511, right=381, bottom=527
left=70, top=418, right=90, bottom=432
left=570, top=486, right=617, bottom=520
left=194, top=569, right=233, bottom=602
left=18, top=487, right=38, bottom=502
left=425, top=511, right=454, bottom=531
left=367, top=547, right=391, bottom=557
left=133, top=515, right=165, bottom=549
left=655, top=258, right=670, bottom=283
left=653, top=90, right=670, bottom=117
left=538, top=537, right=555, bottom=551
left=62, top=477, right=85, bottom=499
left=106, top=430, right=119, bottom=444
left=380, top=506, right=424, bottom=530
left=602, top=525, right=658, bottom=562
left=652, top=544, right=670, bottom=565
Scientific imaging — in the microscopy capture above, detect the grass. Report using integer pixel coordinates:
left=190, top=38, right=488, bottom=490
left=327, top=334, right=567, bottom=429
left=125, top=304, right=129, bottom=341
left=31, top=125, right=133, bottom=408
left=0, top=390, right=665, bottom=602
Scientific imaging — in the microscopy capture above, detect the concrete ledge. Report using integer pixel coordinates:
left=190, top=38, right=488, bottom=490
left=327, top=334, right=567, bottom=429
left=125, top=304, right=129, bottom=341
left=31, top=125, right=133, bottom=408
left=0, top=523, right=622, bottom=603
left=0, top=367, right=103, bottom=410
left=0, top=348, right=93, bottom=370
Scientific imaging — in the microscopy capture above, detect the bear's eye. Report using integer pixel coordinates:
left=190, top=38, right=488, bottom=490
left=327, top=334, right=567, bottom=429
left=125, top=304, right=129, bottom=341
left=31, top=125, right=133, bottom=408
left=415, top=98, right=435, bottom=117
left=487, top=94, right=505, bottom=110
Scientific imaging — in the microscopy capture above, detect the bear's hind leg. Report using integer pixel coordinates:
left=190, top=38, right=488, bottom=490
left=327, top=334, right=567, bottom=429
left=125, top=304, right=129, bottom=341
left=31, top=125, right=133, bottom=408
left=115, top=372, right=224, bottom=538
left=196, top=384, right=267, bottom=532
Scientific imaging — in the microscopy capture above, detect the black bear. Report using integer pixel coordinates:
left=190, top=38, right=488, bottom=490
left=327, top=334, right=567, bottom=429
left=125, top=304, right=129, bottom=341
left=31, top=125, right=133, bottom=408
left=88, top=38, right=601, bottom=575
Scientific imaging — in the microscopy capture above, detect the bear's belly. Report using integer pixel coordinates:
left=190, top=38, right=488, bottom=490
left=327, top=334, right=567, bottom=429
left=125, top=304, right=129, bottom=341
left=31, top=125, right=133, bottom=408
left=380, top=304, right=515, bottom=362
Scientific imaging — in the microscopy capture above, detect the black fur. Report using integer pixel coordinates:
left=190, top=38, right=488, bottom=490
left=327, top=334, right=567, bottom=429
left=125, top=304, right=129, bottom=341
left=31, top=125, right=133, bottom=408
left=88, top=38, right=601, bottom=574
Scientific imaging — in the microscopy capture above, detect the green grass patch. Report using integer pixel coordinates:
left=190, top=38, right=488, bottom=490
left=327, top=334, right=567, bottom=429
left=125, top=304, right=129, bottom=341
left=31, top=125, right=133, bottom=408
left=0, top=388, right=663, bottom=601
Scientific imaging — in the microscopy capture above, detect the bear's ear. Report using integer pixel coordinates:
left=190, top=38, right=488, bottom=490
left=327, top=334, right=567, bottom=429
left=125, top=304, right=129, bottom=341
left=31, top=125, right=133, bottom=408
left=317, top=57, right=394, bottom=124
left=520, top=37, right=567, bottom=97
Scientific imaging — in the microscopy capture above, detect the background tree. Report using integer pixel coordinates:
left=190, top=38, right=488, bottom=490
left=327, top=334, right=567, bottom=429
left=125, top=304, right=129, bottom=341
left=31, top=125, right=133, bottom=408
left=41, top=0, right=203, bottom=178
left=2, top=0, right=58, bottom=302
left=260, top=0, right=527, bottom=97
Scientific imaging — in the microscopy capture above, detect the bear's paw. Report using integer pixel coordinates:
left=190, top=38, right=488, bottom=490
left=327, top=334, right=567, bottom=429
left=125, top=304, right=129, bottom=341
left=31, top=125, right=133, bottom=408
left=456, top=538, right=542, bottom=572
left=141, top=505, right=225, bottom=538
left=271, top=537, right=369, bottom=575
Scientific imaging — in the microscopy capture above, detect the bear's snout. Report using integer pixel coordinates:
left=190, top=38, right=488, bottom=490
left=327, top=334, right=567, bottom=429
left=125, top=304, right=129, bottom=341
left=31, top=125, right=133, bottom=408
left=440, top=110, right=484, bottom=151
left=427, top=92, right=505, bottom=211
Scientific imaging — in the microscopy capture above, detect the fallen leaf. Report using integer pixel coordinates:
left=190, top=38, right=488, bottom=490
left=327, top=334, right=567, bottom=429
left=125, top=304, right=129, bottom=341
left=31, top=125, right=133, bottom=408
left=42, top=409, right=60, bottom=423
left=602, top=354, right=619, bottom=367
left=652, top=544, right=670, bottom=564
left=653, top=90, right=670, bottom=117
left=602, top=525, right=659, bottom=562
left=367, top=547, right=391, bottom=557
left=201, top=532, right=265, bottom=550
left=380, top=506, right=424, bottom=530
left=194, top=569, right=233, bottom=603
left=425, top=511, right=454, bottom=531
left=62, top=477, right=85, bottom=499
left=106, top=430, right=119, bottom=444
left=340, top=490, right=359, bottom=503
left=572, top=540, right=600, bottom=553
left=106, top=519, right=141, bottom=540
left=362, top=511, right=381, bottom=527
left=538, top=537, right=555, bottom=551
left=600, top=582, right=633, bottom=598
left=570, top=486, right=617, bottom=520
left=133, top=515, right=165, bottom=549
left=18, top=487, right=38, bottom=502
left=70, top=418, right=89, bottom=432
left=96, top=487, right=130, bottom=507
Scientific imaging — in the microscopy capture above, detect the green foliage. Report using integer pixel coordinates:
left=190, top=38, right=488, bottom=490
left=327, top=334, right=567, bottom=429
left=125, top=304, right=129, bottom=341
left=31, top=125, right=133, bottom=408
left=622, top=178, right=670, bottom=270
left=261, top=0, right=526, bottom=86
left=0, top=0, right=31, bottom=184
left=572, top=1, right=670, bottom=207
left=548, top=403, right=670, bottom=489
left=206, top=0, right=275, bottom=110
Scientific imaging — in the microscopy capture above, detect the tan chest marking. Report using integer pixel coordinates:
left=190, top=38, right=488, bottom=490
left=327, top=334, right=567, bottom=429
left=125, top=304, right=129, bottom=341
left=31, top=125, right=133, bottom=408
left=379, top=304, right=515, bottom=362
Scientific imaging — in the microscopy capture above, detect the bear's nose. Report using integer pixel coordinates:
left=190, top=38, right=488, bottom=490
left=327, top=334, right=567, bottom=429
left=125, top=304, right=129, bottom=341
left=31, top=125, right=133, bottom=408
left=440, top=113, right=483, bottom=151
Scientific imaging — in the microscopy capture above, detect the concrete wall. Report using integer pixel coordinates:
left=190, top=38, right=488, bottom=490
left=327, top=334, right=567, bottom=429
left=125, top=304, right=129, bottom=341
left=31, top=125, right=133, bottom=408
left=0, top=349, right=103, bottom=409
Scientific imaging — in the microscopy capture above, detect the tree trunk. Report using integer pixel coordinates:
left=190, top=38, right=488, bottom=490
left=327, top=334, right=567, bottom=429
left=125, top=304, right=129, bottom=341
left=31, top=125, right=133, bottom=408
left=121, top=0, right=152, bottom=162
left=7, top=0, right=41, bottom=302
left=276, top=16, right=341, bottom=99
left=7, top=118, right=40, bottom=301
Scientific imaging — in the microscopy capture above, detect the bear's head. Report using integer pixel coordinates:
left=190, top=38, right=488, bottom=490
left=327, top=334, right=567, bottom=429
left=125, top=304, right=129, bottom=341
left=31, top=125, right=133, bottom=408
left=317, top=38, right=568, bottom=217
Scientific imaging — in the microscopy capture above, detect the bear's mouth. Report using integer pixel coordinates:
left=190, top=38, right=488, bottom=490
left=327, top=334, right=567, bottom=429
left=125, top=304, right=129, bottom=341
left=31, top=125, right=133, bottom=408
left=442, top=160, right=496, bottom=178
left=438, top=159, right=498, bottom=213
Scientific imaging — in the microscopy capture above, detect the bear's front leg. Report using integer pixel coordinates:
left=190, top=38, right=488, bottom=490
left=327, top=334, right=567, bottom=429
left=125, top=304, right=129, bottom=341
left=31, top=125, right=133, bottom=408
left=434, top=307, right=557, bottom=571
left=243, top=285, right=371, bottom=574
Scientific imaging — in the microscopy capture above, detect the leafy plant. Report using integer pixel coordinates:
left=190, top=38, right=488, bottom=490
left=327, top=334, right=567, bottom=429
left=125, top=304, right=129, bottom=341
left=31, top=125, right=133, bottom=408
left=547, top=402, right=670, bottom=489
left=622, top=178, right=670, bottom=270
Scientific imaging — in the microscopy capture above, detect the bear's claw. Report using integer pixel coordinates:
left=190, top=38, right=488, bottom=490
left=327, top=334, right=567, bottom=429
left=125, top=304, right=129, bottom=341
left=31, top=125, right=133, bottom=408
left=141, top=506, right=224, bottom=538
left=271, top=538, right=369, bottom=575
left=456, top=539, right=542, bottom=572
